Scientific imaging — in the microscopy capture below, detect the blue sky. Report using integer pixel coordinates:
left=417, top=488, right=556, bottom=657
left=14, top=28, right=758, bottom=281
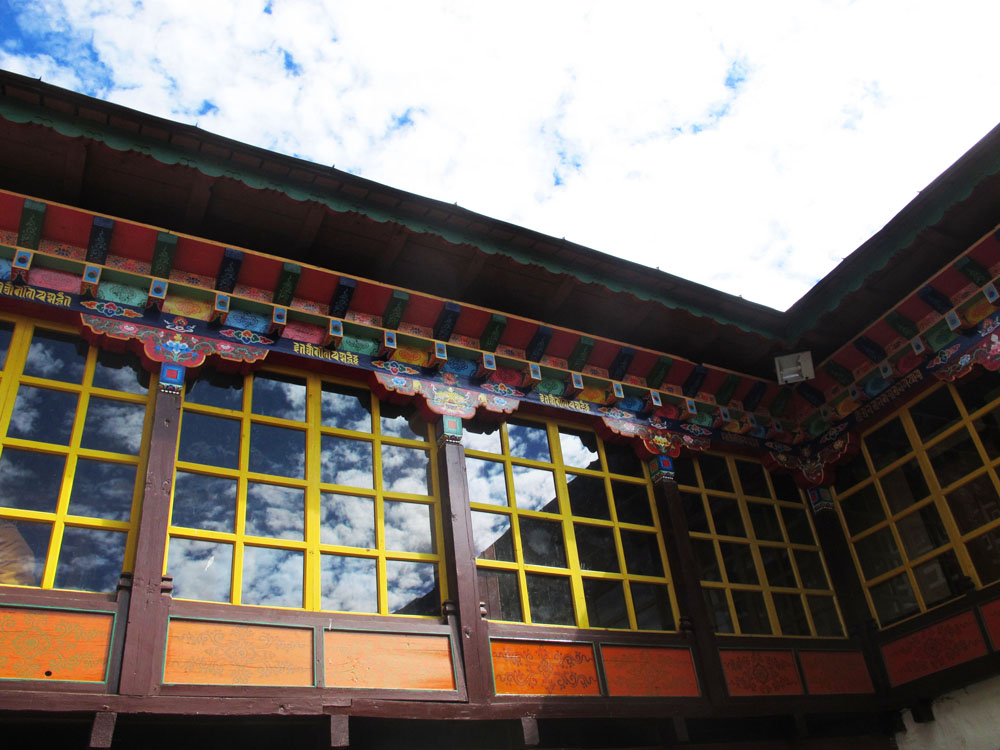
left=2, top=1, right=999, bottom=310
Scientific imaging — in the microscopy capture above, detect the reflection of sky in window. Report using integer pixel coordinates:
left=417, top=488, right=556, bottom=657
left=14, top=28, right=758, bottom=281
left=507, top=421, right=550, bottom=462
left=252, top=373, right=306, bottom=422
left=0, top=448, right=64, bottom=513
left=320, top=493, right=375, bottom=548
left=54, top=526, right=126, bottom=593
left=321, top=383, right=371, bottom=432
left=184, top=368, right=244, bottom=410
left=68, top=459, right=135, bottom=521
left=249, top=424, right=305, bottom=478
left=381, top=445, right=430, bottom=494
left=379, top=403, right=426, bottom=441
left=321, top=436, right=373, bottom=488
left=519, top=518, right=566, bottom=567
left=386, top=559, right=438, bottom=615
left=321, top=554, right=377, bottom=612
left=8, top=385, right=77, bottom=444
left=471, top=511, right=514, bottom=561
left=0, top=519, right=48, bottom=585
left=178, top=412, right=240, bottom=468
left=81, top=397, right=146, bottom=454
left=167, top=538, right=232, bottom=602
left=171, top=472, right=237, bottom=532
left=559, top=429, right=599, bottom=469
left=0, top=322, right=13, bottom=369
left=466, top=458, right=507, bottom=506
left=242, top=546, right=302, bottom=608
left=92, top=350, right=149, bottom=394
left=511, top=465, right=557, bottom=512
left=463, top=422, right=502, bottom=453
left=23, top=331, right=86, bottom=383
left=245, top=483, right=303, bottom=540
left=384, top=500, right=435, bottom=553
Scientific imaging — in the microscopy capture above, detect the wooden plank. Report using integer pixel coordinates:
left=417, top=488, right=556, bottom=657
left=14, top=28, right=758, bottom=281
left=490, top=640, right=600, bottom=696
left=324, top=631, right=455, bottom=691
left=0, top=607, right=114, bottom=682
left=719, top=649, right=803, bottom=696
left=798, top=650, right=874, bottom=695
left=881, top=611, right=988, bottom=687
left=601, top=645, right=699, bottom=697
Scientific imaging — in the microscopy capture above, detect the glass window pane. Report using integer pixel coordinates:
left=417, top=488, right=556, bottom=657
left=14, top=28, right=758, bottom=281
left=463, top=421, right=502, bottom=453
left=249, top=423, right=305, bottom=478
left=575, top=524, right=619, bottom=572
left=865, top=418, right=911, bottom=470
left=630, top=582, right=674, bottom=630
left=910, top=387, right=961, bottom=441
left=620, top=530, right=664, bottom=577
left=781, top=506, right=815, bottom=544
left=834, top=451, right=870, bottom=494
left=471, top=511, right=515, bottom=561
left=507, top=421, right=550, bottom=462
left=855, top=528, right=902, bottom=579
left=794, top=549, right=829, bottom=590
left=379, top=402, right=427, bottom=441
left=748, top=502, right=783, bottom=541
left=321, top=555, right=377, bottom=613
left=68, top=459, right=136, bottom=521
left=567, top=474, right=609, bottom=519
left=896, top=505, right=948, bottom=559
left=386, top=559, right=439, bottom=615
left=245, top=483, right=304, bottom=540
left=92, top=349, right=149, bottom=394
left=321, top=436, right=374, bottom=489
left=966, top=527, right=1000, bottom=584
left=559, top=428, right=599, bottom=469
left=880, top=459, right=929, bottom=514
left=466, top=457, right=508, bottom=507
left=242, top=546, right=303, bottom=608
left=719, top=542, right=758, bottom=584
left=252, top=372, right=306, bottom=421
left=54, top=527, right=127, bottom=593
left=673, top=457, right=697, bottom=487
left=0, top=321, right=13, bottom=370
left=604, top=443, right=643, bottom=477
left=0, top=449, right=65, bottom=513
left=974, top=410, right=1000, bottom=459
left=870, top=572, right=919, bottom=625
left=760, top=546, right=796, bottom=588
left=8, top=385, right=77, bottom=445
left=384, top=500, right=435, bottom=553
left=23, top=329, right=86, bottom=383
left=612, top=481, right=654, bottom=526
left=681, top=492, right=710, bottom=533
left=167, top=538, right=232, bottom=602
left=710, top=497, right=745, bottom=537
left=912, top=551, right=964, bottom=608
left=698, top=455, right=733, bottom=492
left=732, top=589, right=771, bottom=634
left=525, top=573, right=574, bottom=626
left=184, top=368, right=243, bottom=410
left=320, top=493, right=375, bottom=548
left=511, top=466, right=557, bottom=512
left=771, top=472, right=801, bottom=502
left=808, top=595, right=843, bottom=637
left=955, top=371, right=1000, bottom=414
left=81, top=397, right=146, bottom=455
left=321, top=383, right=371, bottom=432
left=946, top=473, right=1000, bottom=534
left=692, top=539, right=722, bottom=581
left=583, top=578, right=628, bottom=628
left=773, top=592, right=811, bottom=636
left=520, top=517, right=566, bottom=568
left=703, top=587, right=734, bottom=633
left=171, top=472, right=237, bottom=533
left=179, top=412, right=240, bottom=469
left=736, top=460, right=769, bottom=497
left=839, top=484, right=885, bottom=536
left=381, top=445, right=431, bottom=495
left=927, top=428, right=982, bottom=490
left=0, top=519, right=49, bottom=585
left=478, top=568, right=523, bottom=622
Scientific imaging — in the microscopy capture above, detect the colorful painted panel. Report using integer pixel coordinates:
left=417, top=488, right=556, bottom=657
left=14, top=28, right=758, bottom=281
left=799, top=650, right=874, bottom=695
left=601, top=645, right=699, bottom=697
left=324, top=631, right=455, bottom=691
left=163, top=619, right=314, bottom=686
left=719, top=649, right=803, bottom=697
left=491, top=639, right=600, bottom=696
left=980, top=597, right=1000, bottom=650
left=0, top=607, right=113, bottom=682
left=881, top=612, right=988, bottom=686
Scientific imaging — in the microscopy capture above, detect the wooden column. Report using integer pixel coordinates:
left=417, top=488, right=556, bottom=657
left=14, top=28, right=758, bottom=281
left=435, top=416, right=492, bottom=704
left=648, top=456, right=728, bottom=703
left=117, top=366, right=183, bottom=696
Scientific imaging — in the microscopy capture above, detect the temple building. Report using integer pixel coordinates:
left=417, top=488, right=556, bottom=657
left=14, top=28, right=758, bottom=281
left=1, top=69, right=1000, bottom=748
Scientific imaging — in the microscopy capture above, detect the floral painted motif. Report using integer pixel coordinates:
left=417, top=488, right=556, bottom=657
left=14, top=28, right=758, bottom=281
left=602, top=417, right=709, bottom=457
left=481, top=381, right=524, bottom=398
left=104, top=254, right=151, bottom=274
left=80, top=299, right=144, bottom=318
left=372, top=359, right=420, bottom=376
left=219, top=328, right=274, bottom=346
left=165, top=316, right=197, bottom=333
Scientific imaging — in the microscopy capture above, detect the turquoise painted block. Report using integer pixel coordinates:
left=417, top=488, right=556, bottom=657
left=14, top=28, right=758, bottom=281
left=97, top=281, right=148, bottom=308
left=224, top=308, right=271, bottom=334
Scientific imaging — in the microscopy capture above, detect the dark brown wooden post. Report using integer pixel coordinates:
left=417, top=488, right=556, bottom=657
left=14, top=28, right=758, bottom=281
left=328, top=714, right=349, bottom=749
left=117, top=366, right=183, bottom=696
left=88, top=711, right=117, bottom=749
left=435, top=415, right=492, bottom=703
left=648, top=455, right=728, bottom=703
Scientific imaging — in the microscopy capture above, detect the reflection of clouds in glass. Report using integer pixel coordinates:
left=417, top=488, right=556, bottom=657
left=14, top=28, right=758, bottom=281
left=242, top=546, right=303, bottom=608
left=381, top=445, right=430, bottom=494
left=321, top=384, right=371, bottom=433
left=248, top=423, right=305, bottom=478
left=386, top=559, right=439, bottom=615
left=252, top=374, right=306, bottom=422
left=24, top=335, right=86, bottom=383
left=511, top=466, right=558, bottom=512
left=54, top=527, right=126, bottom=593
left=171, top=472, right=237, bottom=532
left=559, top=430, right=599, bottom=470
left=168, top=538, right=232, bottom=602
left=379, top=404, right=426, bottom=441
left=184, top=369, right=244, bottom=410
left=81, top=397, right=146, bottom=454
left=0, top=449, right=64, bottom=513
left=471, top=511, right=514, bottom=560
left=384, top=501, right=434, bottom=553
left=92, top=352, right=148, bottom=394
left=68, top=460, right=136, bottom=521
left=321, top=554, right=377, bottom=612
left=519, top=518, right=567, bottom=568
left=246, top=483, right=304, bottom=540
left=178, top=412, right=240, bottom=468
left=320, top=493, right=375, bottom=548
left=8, top=385, right=76, bottom=444
left=463, top=424, right=502, bottom=453
left=508, top=422, right=550, bottom=462
left=466, top=458, right=508, bottom=506
left=321, top=436, right=374, bottom=488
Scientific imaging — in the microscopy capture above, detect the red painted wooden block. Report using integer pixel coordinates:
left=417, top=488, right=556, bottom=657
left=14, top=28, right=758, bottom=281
left=719, top=649, right=803, bottom=697
left=799, top=650, right=874, bottom=695
left=881, top=611, right=987, bottom=687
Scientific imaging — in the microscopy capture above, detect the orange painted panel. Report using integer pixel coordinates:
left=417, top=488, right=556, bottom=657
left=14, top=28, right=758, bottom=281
left=720, top=649, right=803, bottom=697
left=491, top=639, right=600, bottom=696
left=164, top=619, right=313, bottom=686
left=882, top=611, right=987, bottom=687
left=799, top=650, right=874, bottom=695
left=0, top=606, right=113, bottom=682
left=324, top=631, right=455, bottom=690
left=979, top=597, right=1000, bottom=650
left=602, top=645, right=699, bottom=697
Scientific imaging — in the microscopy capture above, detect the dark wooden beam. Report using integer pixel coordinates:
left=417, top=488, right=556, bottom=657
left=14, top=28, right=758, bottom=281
left=520, top=716, right=539, bottom=748
left=62, top=140, right=88, bottom=204
left=88, top=711, right=116, bottom=749
left=328, top=714, right=349, bottom=749
left=378, top=225, right=410, bottom=274
left=182, top=172, right=214, bottom=234
left=456, top=251, right=487, bottom=297
left=542, top=276, right=576, bottom=318
left=294, top=202, right=326, bottom=251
